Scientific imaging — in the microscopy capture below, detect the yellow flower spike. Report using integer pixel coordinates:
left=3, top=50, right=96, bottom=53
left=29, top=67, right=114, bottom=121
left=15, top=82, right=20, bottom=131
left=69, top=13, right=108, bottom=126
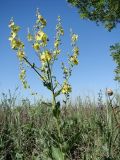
left=70, top=56, right=79, bottom=65
left=40, top=50, right=52, bottom=63
left=72, top=34, right=78, bottom=42
left=17, top=50, right=25, bottom=60
left=62, top=83, right=72, bottom=94
left=33, top=43, right=40, bottom=51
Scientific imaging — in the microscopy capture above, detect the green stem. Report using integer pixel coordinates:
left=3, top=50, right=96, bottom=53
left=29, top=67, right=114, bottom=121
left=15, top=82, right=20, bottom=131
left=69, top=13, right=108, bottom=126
left=52, top=93, right=64, bottom=159
left=47, top=61, right=64, bottom=159
left=23, top=57, right=44, bottom=80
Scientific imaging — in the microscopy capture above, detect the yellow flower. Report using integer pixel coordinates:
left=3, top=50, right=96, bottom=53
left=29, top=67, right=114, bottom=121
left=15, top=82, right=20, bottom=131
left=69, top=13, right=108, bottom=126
left=9, top=22, right=20, bottom=33
left=9, top=21, right=15, bottom=28
left=63, top=68, right=68, bottom=74
left=19, top=69, right=26, bottom=80
left=33, top=43, right=40, bottom=51
left=54, top=40, right=59, bottom=48
left=38, top=15, right=47, bottom=26
left=22, top=81, right=28, bottom=89
left=70, top=55, right=78, bottom=65
left=53, top=49, right=61, bottom=55
left=40, top=50, right=52, bottom=63
left=9, top=36, right=14, bottom=41
left=35, top=30, right=47, bottom=43
left=72, top=34, right=78, bottom=42
left=11, top=39, right=24, bottom=50
left=62, top=83, right=72, bottom=94
left=9, top=31, right=17, bottom=40
left=60, top=28, right=64, bottom=35
left=70, top=56, right=79, bottom=65
left=17, top=50, right=25, bottom=60
left=35, top=31, right=44, bottom=41
left=73, top=47, right=79, bottom=55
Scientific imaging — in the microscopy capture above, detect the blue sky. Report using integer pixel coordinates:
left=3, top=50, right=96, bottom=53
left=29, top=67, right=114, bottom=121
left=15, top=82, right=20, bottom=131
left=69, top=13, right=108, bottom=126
left=0, top=0, right=120, bottom=100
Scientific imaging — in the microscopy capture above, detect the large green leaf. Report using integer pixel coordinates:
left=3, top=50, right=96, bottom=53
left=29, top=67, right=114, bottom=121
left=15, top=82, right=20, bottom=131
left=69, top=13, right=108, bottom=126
left=51, top=146, right=64, bottom=160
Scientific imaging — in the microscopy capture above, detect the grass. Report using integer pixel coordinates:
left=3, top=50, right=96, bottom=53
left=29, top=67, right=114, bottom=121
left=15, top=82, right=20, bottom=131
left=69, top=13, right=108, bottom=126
left=0, top=90, right=120, bottom=160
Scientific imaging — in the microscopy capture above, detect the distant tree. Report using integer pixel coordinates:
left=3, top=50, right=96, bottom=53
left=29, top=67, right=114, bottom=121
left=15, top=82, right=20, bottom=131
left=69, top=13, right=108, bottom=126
left=67, top=0, right=120, bottom=82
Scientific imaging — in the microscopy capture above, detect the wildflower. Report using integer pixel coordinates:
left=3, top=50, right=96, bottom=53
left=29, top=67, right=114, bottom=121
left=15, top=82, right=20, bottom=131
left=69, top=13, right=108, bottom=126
left=9, top=31, right=17, bottom=41
left=35, top=30, right=47, bottom=43
left=72, top=34, right=78, bottom=42
left=53, top=49, right=61, bottom=55
left=17, top=50, right=25, bottom=60
left=106, top=88, right=113, bottom=96
left=22, top=80, right=28, bottom=89
left=11, top=25, right=20, bottom=33
left=38, top=14, right=47, bottom=26
left=19, top=69, right=26, bottom=80
left=8, top=20, right=15, bottom=28
left=10, top=39, right=24, bottom=50
left=9, top=21, right=20, bottom=33
left=63, top=68, right=68, bottom=74
left=62, top=83, right=72, bottom=94
left=60, top=28, right=64, bottom=35
left=40, top=50, right=52, bottom=63
left=33, top=43, right=40, bottom=51
left=70, top=56, right=79, bottom=65
left=73, top=47, right=79, bottom=55
left=54, top=40, right=59, bottom=48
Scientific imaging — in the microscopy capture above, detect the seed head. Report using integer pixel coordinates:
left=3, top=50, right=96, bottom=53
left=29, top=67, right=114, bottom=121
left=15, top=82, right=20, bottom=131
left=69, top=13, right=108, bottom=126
left=106, top=88, right=113, bottom=96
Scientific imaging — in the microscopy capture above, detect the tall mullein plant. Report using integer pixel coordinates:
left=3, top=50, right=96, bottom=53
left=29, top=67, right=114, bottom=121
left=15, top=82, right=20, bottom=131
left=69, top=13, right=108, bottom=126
left=8, top=10, right=79, bottom=159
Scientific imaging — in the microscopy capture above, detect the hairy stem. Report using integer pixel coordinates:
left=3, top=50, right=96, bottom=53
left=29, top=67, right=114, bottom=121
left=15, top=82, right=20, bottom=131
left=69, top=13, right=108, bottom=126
left=23, top=57, right=44, bottom=80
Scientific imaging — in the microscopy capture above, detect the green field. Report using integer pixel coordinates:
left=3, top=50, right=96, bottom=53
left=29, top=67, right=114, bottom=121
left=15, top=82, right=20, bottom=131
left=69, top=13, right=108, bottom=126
left=0, top=91, right=120, bottom=160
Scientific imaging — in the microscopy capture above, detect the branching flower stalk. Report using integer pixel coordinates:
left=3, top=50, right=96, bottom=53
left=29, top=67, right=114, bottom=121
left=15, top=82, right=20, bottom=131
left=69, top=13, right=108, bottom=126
left=8, top=10, right=79, bottom=159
